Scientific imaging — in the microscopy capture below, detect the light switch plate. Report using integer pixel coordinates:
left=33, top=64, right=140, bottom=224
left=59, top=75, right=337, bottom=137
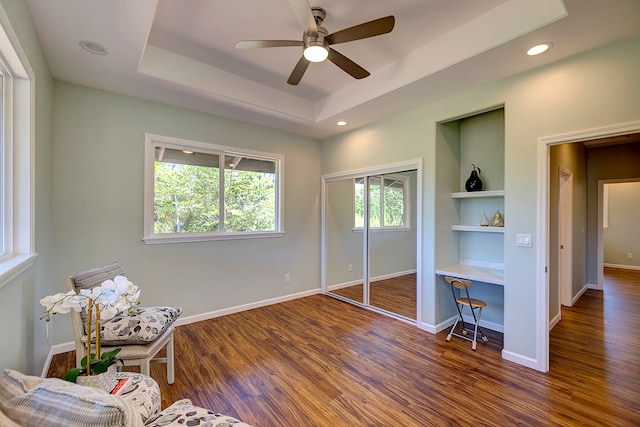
left=516, top=234, right=532, bottom=247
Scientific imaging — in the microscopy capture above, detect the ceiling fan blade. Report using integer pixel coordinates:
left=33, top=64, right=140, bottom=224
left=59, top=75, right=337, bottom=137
left=326, top=16, right=395, bottom=45
left=287, top=56, right=311, bottom=85
left=327, top=48, right=370, bottom=79
left=235, top=40, right=303, bottom=49
left=287, top=0, right=317, bottom=34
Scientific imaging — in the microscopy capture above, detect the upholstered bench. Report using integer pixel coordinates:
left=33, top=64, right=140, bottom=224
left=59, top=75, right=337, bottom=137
left=0, top=369, right=254, bottom=427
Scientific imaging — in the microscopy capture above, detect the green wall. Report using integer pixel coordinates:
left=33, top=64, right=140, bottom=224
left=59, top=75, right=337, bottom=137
left=50, top=82, right=322, bottom=345
left=321, top=34, right=640, bottom=363
left=604, top=182, right=640, bottom=268
left=0, top=0, right=54, bottom=375
left=548, top=142, right=588, bottom=320
left=587, top=143, right=640, bottom=280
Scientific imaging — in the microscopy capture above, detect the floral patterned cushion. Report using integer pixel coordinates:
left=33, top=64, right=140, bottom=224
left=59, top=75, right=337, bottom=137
left=99, top=306, right=182, bottom=345
left=145, top=399, right=254, bottom=427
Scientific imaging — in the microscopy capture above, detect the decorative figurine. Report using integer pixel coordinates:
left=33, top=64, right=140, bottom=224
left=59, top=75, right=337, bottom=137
left=480, top=213, right=490, bottom=227
left=465, top=164, right=483, bottom=192
left=491, top=210, right=504, bottom=227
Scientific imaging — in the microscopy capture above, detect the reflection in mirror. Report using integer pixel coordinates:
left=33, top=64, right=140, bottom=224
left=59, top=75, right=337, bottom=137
left=326, top=178, right=364, bottom=304
left=325, top=171, right=418, bottom=320
left=368, top=171, right=417, bottom=320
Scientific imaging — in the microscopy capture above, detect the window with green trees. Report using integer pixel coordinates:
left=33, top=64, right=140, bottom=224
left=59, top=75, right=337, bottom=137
left=144, top=135, right=283, bottom=243
left=354, top=175, right=409, bottom=229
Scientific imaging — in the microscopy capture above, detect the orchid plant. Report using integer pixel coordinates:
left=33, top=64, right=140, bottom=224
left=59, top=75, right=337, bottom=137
left=40, top=275, right=141, bottom=381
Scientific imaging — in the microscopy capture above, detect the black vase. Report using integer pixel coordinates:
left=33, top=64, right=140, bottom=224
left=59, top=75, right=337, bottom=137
left=465, top=164, right=483, bottom=192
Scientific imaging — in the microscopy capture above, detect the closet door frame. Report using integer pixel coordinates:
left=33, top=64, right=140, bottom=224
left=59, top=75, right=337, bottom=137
left=321, top=159, right=423, bottom=324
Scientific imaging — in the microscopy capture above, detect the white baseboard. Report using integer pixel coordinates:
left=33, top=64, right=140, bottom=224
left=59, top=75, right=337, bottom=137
left=462, top=315, right=504, bottom=333
left=604, top=263, right=640, bottom=271
left=421, top=314, right=504, bottom=335
left=549, top=311, right=561, bottom=330
left=42, top=288, right=322, bottom=372
left=370, top=269, right=417, bottom=282
left=327, top=269, right=417, bottom=292
left=587, top=282, right=602, bottom=290
left=571, top=284, right=588, bottom=306
left=501, top=349, right=541, bottom=371
left=417, top=320, right=438, bottom=334
left=327, top=280, right=362, bottom=292
left=173, top=288, right=321, bottom=327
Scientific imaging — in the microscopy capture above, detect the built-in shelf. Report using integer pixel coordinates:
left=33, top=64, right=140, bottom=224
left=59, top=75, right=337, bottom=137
left=435, top=263, right=504, bottom=286
left=451, top=190, right=505, bottom=199
left=451, top=225, right=505, bottom=233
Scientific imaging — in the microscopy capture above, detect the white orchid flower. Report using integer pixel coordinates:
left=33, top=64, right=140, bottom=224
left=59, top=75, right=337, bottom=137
left=40, top=277, right=141, bottom=328
left=59, top=292, right=86, bottom=312
left=99, top=304, right=119, bottom=321
left=39, top=293, right=69, bottom=313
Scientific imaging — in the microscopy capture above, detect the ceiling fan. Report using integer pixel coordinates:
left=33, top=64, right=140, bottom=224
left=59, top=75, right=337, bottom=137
left=235, top=0, right=395, bottom=85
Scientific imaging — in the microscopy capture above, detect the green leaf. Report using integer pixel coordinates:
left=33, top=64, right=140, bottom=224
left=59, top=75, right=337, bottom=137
left=64, top=368, right=83, bottom=383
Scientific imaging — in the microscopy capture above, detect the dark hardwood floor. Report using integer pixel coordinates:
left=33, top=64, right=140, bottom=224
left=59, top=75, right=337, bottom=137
left=329, top=273, right=417, bottom=319
left=48, top=268, right=640, bottom=426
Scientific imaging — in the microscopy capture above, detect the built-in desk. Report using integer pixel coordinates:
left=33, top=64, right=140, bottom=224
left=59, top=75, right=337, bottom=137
left=436, top=263, right=505, bottom=333
left=435, top=264, right=504, bottom=286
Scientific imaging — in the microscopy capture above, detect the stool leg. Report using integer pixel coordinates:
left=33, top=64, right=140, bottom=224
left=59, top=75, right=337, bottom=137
left=471, top=306, right=488, bottom=350
left=166, top=332, right=175, bottom=384
left=446, top=302, right=464, bottom=342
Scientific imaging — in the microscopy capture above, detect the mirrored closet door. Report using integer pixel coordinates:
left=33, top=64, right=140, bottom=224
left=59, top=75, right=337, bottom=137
left=324, top=169, right=418, bottom=322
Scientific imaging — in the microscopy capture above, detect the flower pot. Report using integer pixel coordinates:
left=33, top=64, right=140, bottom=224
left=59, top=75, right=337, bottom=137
left=76, top=363, right=118, bottom=392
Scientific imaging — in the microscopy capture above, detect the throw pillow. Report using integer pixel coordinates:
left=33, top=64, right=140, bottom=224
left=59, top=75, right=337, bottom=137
left=0, top=369, right=143, bottom=427
left=99, top=306, right=182, bottom=345
left=145, top=399, right=254, bottom=427
left=0, top=406, right=21, bottom=427
left=72, top=262, right=127, bottom=335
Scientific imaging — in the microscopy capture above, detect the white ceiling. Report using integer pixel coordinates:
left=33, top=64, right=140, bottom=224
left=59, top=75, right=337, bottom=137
left=26, top=0, right=640, bottom=139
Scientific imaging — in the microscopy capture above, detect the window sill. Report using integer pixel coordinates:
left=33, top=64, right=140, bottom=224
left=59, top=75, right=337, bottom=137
left=143, top=231, right=286, bottom=244
left=0, top=253, right=37, bottom=290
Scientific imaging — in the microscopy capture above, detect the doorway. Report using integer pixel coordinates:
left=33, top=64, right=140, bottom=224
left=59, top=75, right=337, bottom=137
left=538, top=120, right=640, bottom=372
left=322, top=160, right=421, bottom=323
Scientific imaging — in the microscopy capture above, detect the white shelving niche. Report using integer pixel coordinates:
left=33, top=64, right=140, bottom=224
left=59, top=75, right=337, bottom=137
left=435, top=107, right=505, bottom=332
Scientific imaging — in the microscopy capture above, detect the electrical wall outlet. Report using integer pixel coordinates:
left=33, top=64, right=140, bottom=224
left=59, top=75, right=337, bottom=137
left=348, top=264, right=353, bottom=272
left=628, top=253, right=633, bottom=259
left=284, top=274, right=290, bottom=283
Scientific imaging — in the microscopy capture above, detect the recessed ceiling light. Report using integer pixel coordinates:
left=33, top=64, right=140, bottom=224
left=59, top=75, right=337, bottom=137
left=182, top=150, right=194, bottom=154
left=337, top=121, right=348, bottom=126
left=527, top=42, right=552, bottom=56
left=79, top=40, right=109, bottom=55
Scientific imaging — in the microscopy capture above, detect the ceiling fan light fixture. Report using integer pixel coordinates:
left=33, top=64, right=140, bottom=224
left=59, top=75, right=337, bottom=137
left=303, top=28, right=329, bottom=62
left=304, top=45, right=328, bottom=62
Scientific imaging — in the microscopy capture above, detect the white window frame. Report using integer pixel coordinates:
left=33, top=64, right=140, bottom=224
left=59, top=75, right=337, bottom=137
left=353, top=174, right=411, bottom=232
left=0, top=6, right=36, bottom=289
left=143, top=133, right=285, bottom=244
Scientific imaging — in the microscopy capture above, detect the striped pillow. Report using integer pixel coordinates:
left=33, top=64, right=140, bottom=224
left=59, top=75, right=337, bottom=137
left=72, top=262, right=127, bottom=335
left=0, top=369, right=143, bottom=427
